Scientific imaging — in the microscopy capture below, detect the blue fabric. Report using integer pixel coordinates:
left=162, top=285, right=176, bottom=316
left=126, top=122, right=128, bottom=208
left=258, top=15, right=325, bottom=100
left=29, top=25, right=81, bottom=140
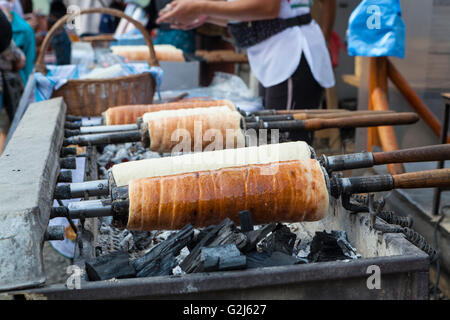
left=347, top=0, right=405, bottom=58
left=154, top=29, right=196, bottom=54
left=34, top=63, right=164, bottom=102
left=11, top=11, right=35, bottom=85
left=113, top=34, right=147, bottom=46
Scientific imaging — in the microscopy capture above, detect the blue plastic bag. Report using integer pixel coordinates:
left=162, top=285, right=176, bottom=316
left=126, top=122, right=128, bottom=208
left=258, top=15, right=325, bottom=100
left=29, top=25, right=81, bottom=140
left=347, top=0, right=405, bottom=58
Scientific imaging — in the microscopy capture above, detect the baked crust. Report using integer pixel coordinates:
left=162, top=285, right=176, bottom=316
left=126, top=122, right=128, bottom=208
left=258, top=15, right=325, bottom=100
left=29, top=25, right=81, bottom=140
left=127, top=159, right=329, bottom=230
left=103, top=100, right=236, bottom=125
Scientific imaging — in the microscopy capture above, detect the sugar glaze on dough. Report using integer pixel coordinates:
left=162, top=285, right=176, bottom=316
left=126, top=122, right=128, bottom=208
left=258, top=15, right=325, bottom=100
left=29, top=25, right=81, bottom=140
left=111, top=141, right=311, bottom=187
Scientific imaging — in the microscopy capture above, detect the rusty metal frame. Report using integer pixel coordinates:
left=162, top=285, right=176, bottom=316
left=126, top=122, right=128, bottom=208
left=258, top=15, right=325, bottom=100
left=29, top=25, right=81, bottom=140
left=10, top=230, right=429, bottom=300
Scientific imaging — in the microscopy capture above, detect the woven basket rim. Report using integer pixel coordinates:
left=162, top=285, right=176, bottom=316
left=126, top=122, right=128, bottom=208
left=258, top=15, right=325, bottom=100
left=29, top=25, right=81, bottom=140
left=61, top=72, right=154, bottom=85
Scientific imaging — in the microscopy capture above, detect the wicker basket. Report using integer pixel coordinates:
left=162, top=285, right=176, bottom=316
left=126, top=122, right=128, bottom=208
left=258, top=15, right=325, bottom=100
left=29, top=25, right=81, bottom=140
left=36, top=8, right=159, bottom=116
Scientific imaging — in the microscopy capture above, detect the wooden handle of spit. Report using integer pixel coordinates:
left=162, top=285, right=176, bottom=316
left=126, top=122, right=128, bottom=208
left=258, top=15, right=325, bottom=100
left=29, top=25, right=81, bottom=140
left=292, top=110, right=395, bottom=120
left=373, top=144, right=450, bottom=165
left=393, top=169, right=450, bottom=189
left=303, top=112, right=419, bottom=130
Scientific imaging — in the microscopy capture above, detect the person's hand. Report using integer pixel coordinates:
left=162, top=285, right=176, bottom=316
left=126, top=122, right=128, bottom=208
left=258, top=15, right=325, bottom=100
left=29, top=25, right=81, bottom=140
left=170, top=14, right=208, bottom=30
left=14, top=51, right=26, bottom=71
left=156, top=0, right=203, bottom=26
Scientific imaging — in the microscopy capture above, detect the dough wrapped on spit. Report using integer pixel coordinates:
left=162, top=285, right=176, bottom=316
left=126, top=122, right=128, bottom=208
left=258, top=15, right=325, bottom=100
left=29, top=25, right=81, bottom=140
left=127, top=159, right=329, bottom=231
left=143, top=106, right=245, bottom=153
left=111, top=141, right=312, bottom=187
left=111, top=44, right=185, bottom=62
left=103, top=99, right=236, bottom=125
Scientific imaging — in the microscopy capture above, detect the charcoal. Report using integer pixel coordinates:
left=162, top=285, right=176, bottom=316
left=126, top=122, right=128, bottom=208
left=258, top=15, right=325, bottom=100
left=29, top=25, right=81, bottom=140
left=208, top=228, right=247, bottom=250
left=131, top=231, right=153, bottom=250
left=238, top=210, right=254, bottom=232
left=180, top=220, right=230, bottom=273
left=206, top=218, right=247, bottom=250
left=308, top=230, right=357, bottom=262
left=246, top=251, right=271, bottom=269
left=242, top=222, right=277, bottom=253
left=136, top=253, right=178, bottom=277
left=265, top=252, right=305, bottom=266
left=219, top=255, right=247, bottom=271
left=187, top=225, right=215, bottom=251
left=85, top=251, right=136, bottom=281
left=180, top=219, right=247, bottom=273
left=257, top=223, right=296, bottom=255
left=200, top=244, right=246, bottom=272
left=133, top=224, right=194, bottom=272
left=202, top=254, right=219, bottom=272
left=333, top=231, right=360, bottom=259
left=246, top=251, right=304, bottom=269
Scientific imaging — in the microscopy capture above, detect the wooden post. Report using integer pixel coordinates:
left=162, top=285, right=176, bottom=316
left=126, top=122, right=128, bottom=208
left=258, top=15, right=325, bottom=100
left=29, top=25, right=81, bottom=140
left=369, top=57, right=405, bottom=174
left=387, top=58, right=449, bottom=143
left=368, top=58, right=382, bottom=151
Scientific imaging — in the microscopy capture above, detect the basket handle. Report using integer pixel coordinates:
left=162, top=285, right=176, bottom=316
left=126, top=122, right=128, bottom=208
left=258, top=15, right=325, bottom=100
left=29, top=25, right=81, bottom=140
left=36, top=7, right=159, bottom=75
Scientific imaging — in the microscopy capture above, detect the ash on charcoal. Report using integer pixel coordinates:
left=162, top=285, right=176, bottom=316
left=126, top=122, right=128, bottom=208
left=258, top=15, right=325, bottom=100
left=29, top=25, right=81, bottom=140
left=132, top=224, right=194, bottom=276
left=308, top=230, right=359, bottom=263
left=96, top=142, right=160, bottom=179
left=97, top=223, right=130, bottom=254
left=131, top=231, right=153, bottom=250
left=334, top=231, right=361, bottom=260
left=180, top=219, right=248, bottom=273
left=172, top=265, right=186, bottom=276
left=200, top=244, right=246, bottom=272
left=294, top=240, right=311, bottom=260
left=256, top=223, right=296, bottom=255
left=119, top=231, right=134, bottom=251
left=175, top=246, right=191, bottom=264
left=85, top=251, right=136, bottom=281
left=246, top=251, right=305, bottom=268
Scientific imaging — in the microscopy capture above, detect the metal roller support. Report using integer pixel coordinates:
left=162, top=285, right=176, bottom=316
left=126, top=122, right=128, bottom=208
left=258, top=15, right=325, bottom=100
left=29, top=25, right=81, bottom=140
left=65, top=124, right=139, bottom=135
left=80, top=124, right=139, bottom=134
left=65, top=121, right=81, bottom=129
left=321, top=144, right=450, bottom=174
left=51, top=169, right=450, bottom=229
left=54, top=179, right=109, bottom=199
left=63, top=130, right=142, bottom=146
left=51, top=144, right=450, bottom=200
left=60, top=147, right=77, bottom=157
left=260, top=120, right=306, bottom=131
left=51, top=199, right=113, bottom=219
left=320, top=152, right=375, bottom=174
left=330, top=175, right=395, bottom=199
left=44, top=225, right=66, bottom=241
left=59, top=157, right=77, bottom=169
left=245, top=115, right=295, bottom=122
left=66, top=114, right=82, bottom=122
left=57, top=171, right=73, bottom=183
left=65, top=129, right=79, bottom=137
